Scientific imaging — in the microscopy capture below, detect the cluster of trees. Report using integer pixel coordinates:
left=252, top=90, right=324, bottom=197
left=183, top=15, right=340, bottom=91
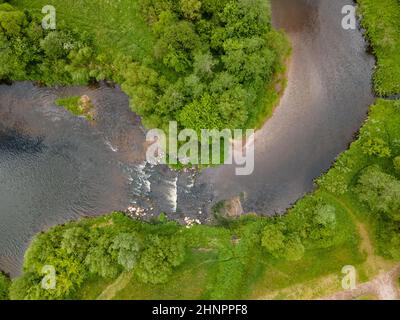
left=261, top=196, right=339, bottom=261
left=9, top=214, right=186, bottom=300
left=122, top=0, right=288, bottom=130
left=0, top=2, right=105, bottom=85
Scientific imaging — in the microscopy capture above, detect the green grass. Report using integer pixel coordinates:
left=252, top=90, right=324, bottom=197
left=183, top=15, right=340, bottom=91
left=0, top=272, right=10, bottom=300
left=55, top=96, right=93, bottom=120
left=358, top=0, right=400, bottom=95
left=55, top=96, right=81, bottom=115
left=71, top=206, right=365, bottom=300
left=248, top=189, right=365, bottom=299
left=75, top=275, right=114, bottom=300
left=11, top=0, right=155, bottom=62
left=113, top=250, right=214, bottom=300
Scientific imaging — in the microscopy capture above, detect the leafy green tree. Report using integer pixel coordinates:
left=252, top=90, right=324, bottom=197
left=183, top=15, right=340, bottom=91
left=84, top=236, right=120, bottom=278
left=178, top=94, right=224, bottom=132
left=179, top=0, right=202, bottom=20
left=307, top=204, right=337, bottom=247
left=356, top=166, right=400, bottom=221
left=135, top=235, right=185, bottom=284
left=40, top=31, right=76, bottom=60
left=216, top=85, right=248, bottom=127
left=193, top=51, right=216, bottom=79
left=111, top=233, right=142, bottom=271
left=0, top=3, right=27, bottom=37
left=261, top=222, right=305, bottom=261
left=284, top=236, right=305, bottom=261
left=261, top=223, right=286, bottom=254
left=361, top=137, right=391, bottom=158
left=314, top=205, right=336, bottom=227
left=184, top=73, right=205, bottom=99
left=61, top=227, right=90, bottom=260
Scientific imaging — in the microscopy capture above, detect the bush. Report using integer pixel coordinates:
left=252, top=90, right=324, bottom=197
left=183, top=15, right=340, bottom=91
left=261, top=222, right=304, bottom=261
left=361, top=137, right=391, bottom=158
left=135, top=235, right=185, bottom=284
left=0, top=272, right=10, bottom=300
left=356, top=166, right=400, bottom=221
left=394, top=156, right=400, bottom=173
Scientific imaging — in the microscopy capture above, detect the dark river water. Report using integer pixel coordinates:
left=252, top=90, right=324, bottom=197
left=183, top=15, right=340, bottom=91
left=0, top=0, right=375, bottom=276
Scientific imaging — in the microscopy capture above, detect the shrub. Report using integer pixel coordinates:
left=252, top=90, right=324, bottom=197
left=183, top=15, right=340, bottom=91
left=356, top=166, right=400, bottom=221
left=0, top=272, right=10, bottom=300
left=135, top=235, right=186, bottom=284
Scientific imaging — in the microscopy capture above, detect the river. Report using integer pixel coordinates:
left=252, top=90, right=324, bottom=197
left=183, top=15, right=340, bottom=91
left=0, top=0, right=374, bottom=276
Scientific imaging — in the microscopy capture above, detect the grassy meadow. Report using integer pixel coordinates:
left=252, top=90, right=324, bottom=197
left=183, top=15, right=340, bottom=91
left=358, top=0, right=400, bottom=95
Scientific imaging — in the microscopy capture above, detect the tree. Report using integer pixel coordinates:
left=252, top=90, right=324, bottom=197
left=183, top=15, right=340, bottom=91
left=180, top=0, right=202, bottom=20
left=40, top=31, right=76, bottom=60
left=0, top=3, right=27, bottom=37
left=356, top=166, right=400, bottom=221
left=307, top=204, right=337, bottom=248
left=284, top=236, right=305, bottom=261
left=361, top=137, right=391, bottom=158
left=261, top=223, right=285, bottom=254
left=135, top=235, right=185, bottom=284
left=84, top=236, right=120, bottom=278
left=216, top=85, right=248, bottom=128
left=261, top=222, right=305, bottom=261
left=193, top=51, right=216, bottom=79
left=111, top=233, right=142, bottom=271
left=388, top=233, right=400, bottom=260
left=61, top=227, right=90, bottom=261
left=178, top=94, right=224, bottom=132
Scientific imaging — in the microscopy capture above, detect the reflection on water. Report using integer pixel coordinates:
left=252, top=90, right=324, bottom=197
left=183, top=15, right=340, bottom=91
left=0, top=0, right=375, bottom=276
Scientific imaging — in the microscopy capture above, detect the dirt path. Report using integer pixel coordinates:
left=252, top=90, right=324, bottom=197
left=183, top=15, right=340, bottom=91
left=324, top=264, right=400, bottom=300
left=96, top=272, right=132, bottom=300
left=256, top=194, right=400, bottom=300
left=322, top=194, right=400, bottom=300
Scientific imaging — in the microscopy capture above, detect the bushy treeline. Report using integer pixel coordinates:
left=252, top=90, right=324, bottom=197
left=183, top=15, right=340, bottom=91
left=318, top=99, right=400, bottom=260
left=10, top=213, right=186, bottom=300
left=125, top=0, right=289, bottom=130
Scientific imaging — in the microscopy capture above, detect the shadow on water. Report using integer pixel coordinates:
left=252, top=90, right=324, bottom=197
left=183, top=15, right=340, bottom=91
left=0, top=130, right=45, bottom=155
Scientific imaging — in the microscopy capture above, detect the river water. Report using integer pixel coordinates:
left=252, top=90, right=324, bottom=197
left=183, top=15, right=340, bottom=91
left=0, top=0, right=375, bottom=276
